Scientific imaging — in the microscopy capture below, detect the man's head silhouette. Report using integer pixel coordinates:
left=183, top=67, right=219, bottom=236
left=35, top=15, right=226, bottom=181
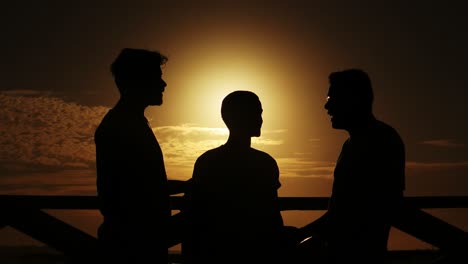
left=324, top=69, right=374, bottom=130
left=111, top=48, right=167, bottom=106
left=221, top=90, right=263, bottom=137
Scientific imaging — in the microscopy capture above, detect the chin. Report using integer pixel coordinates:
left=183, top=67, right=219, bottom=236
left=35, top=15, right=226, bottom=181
left=332, top=124, right=345, bottom=130
left=331, top=121, right=345, bottom=129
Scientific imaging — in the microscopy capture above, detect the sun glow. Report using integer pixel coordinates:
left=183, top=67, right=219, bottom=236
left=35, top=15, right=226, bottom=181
left=163, top=34, right=299, bottom=131
left=182, top=60, right=284, bottom=129
left=202, top=73, right=260, bottom=123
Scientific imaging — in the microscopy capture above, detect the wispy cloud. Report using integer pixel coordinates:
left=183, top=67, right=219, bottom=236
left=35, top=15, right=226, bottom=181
left=7, top=91, right=466, bottom=196
left=419, top=139, right=464, bottom=148
left=155, top=125, right=331, bottom=180
left=1, top=89, right=53, bottom=97
left=276, top=154, right=335, bottom=179
left=0, top=170, right=97, bottom=195
left=0, top=92, right=295, bottom=193
left=153, top=125, right=286, bottom=179
left=407, top=161, right=468, bottom=169
left=405, top=160, right=468, bottom=196
left=153, top=125, right=228, bottom=179
left=0, top=92, right=109, bottom=175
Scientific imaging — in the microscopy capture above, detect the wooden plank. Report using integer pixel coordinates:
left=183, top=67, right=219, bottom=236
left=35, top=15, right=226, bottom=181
left=3, top=207, right=97, bottom=259
left=0, top=195, right=98, bottom=209
left=168, top=212, right=185, bottom=247
left=0, top=195, right=187, bottom=210
left=295, top=206, right=468, bottom=261
left=1, top=194, right=467, bottom=257
left=279, top=197, right=329, bottom=210
left=1, top=195, right=468, bottom=210
left=405, top=196, right=468, bottom=209
left=393, top=204, right=468, bottom=252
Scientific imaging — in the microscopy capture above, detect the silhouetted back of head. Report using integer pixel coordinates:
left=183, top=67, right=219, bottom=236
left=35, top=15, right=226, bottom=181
left=329, top=69, right=374, bottom=112
left=221, top=91, right=263, bottom=135
left=111, top=48, right=167, bottom=95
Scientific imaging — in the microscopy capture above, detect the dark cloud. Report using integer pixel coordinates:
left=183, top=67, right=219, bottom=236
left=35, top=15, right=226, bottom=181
left=407, top=161, right=468, bottom=169
left=406, top=161, right=468, bottom=196
left=0, top=170, right=97, bottom=195
left=419, top=139, right=465, bottom=148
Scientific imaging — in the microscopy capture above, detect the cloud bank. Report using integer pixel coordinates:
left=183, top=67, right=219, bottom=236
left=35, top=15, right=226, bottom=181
left=1, top=91, right=467, bottom=196
left=0, top=92, right=325, bottom=193
left=0, top=92, right=108, bottom=174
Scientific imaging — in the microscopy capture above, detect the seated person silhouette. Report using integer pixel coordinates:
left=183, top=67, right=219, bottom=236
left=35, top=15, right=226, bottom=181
left=182, top=90, right=290, bottom=264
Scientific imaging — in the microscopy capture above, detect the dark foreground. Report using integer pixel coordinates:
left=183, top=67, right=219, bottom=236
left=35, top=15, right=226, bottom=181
left=0, top=246, right=462, bottom=264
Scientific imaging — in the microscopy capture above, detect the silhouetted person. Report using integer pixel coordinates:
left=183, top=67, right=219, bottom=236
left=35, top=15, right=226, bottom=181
left=182, top=91, right=290, bottom=264
left=94, top=48, right=170, bottom=263
left=300, top=69, right=406, bottom=264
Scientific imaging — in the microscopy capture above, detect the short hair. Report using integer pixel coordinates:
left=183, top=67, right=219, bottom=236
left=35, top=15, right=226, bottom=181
left=329, top=69, right=374, bottom=107
left=111, top=48, right=167, bottom=93
left=221, top=91, right=260, bottom=128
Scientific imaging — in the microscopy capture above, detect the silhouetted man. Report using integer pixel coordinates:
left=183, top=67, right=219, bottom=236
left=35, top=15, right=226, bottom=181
left=183, top=91, right=288, bottom=264
left=94, top=48, right=170, bottom=263
left=301, top=69, right=406, bottom=263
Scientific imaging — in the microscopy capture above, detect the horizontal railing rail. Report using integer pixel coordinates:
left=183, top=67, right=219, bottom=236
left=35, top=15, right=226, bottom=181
left=1, top=194, right=467, bottom=262
left=2, top=195, right=468, bottom=210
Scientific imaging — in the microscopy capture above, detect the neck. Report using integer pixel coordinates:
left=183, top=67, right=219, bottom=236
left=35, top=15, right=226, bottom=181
left=225, top=133, right=251, bottom=149
left=115, top=97, right=147, bottom=115
left=347, top=113, right=376, bottom=138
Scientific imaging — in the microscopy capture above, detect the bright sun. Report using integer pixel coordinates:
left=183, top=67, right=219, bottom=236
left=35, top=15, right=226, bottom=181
left=167, top=39, right=292, bottom=130
left=184, top=65, right=282, bottom=128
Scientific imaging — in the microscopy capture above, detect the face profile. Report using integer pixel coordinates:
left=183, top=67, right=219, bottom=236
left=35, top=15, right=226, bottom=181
left=221, top=90, right=263, bottom=137
left=110, top=48, right=168, bottom=107
left=138, top=68, right=167, bottom=106
left=324, top=88, right=350, bottom=130
left=249, top=106, right=263, bottom=137
left=324, top=69, right=374, bottom=131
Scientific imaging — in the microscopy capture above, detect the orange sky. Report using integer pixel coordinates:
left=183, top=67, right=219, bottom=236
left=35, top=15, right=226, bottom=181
left=1, top=1, right=467, bottom=250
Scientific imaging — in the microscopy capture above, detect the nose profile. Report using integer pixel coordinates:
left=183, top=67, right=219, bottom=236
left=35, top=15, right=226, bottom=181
left=160, top=80, right=167, bottom=91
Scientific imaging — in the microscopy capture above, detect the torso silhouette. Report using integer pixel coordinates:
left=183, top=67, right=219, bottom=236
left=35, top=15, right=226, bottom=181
left=185, top=144, right=284, bottom=263
left=328, top=118, right=405, bottom=261
left=95, top=107, right=170, bottom=262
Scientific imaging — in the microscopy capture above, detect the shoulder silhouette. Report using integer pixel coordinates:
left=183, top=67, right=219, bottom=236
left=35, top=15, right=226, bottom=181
left=299, top=69, right=405, bottom=264
left=95, top=48, right=171, bottom=263
left=183, top=91, right=287, bottom=264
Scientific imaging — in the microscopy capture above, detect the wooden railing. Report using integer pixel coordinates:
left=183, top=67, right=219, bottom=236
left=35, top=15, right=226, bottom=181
left=3, top=195, right=468, bottom=210
left=1, top=195, right=468, bottom=261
